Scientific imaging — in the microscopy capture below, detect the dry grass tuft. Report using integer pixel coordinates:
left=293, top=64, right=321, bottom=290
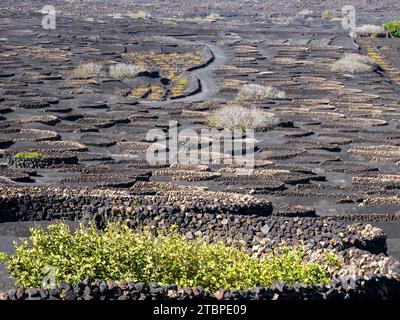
left=207, top=105, right=278, bottom=131
left=350, top=25, right=386, bottom=38
left=108, top=63, right=142, bottom=81
left=235, top=84, right=286, bottom=102
left=71, top=62, right=104, bottom=78
left=331, top=53, right=375, bottom=73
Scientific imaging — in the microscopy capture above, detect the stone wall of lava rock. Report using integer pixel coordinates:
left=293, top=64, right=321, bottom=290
left=2, top=276, right=400, bottom=300
left=0, top=187, right=387, bottom=254
left=0, top=186, right=398, bottom=300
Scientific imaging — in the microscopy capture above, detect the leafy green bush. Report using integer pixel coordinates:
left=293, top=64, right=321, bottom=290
left=382, top=20, right=400, bottom=37
left=322, top=252, right=342, bottom=270
left=0, top=222, right=339, bottom=292
left=14, top=151, right=48, bottom=159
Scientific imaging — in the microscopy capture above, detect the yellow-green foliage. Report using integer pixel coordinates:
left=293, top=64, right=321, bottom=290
left=0, top=222, right=337, bottom=292
left=14, top=151, right=47, bottom=159
left=147, top=85, right=165, bottom=100
left=322, top=10, right=334, bottom=20
left=170, top=77, right=188, bottom=97
left=130, top=86, right=151, bottom=99
left=124, top=51, right=202, bottom=79
left=322, top=252, right=342, bottom=270
left=382, top=20, right=400, bottom=37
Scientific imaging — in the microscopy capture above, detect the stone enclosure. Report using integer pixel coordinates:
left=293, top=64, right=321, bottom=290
left=0, top=0, right=400, bottom=299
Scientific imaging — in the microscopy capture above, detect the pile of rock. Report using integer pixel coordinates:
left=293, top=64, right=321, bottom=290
left=332, top=213, right=400, bottom=223
left=0, top=187, right=387, bottom=255
left=0, top=185, right=398, bottom=299
left=343, top=223, right=387, bottom=254
left=0, top=186, right=273, bottom=222
left=2, top=276, right=400, bottom=300
left=7, top=153, right=78, bottom=169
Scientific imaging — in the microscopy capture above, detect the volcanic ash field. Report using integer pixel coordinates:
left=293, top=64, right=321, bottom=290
left=0, top=0, right=400, bottom=300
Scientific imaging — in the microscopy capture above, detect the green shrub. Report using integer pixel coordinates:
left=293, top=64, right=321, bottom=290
left=14, top=151, right=48, bottom=159
left=382, top=20, right=400, bottom=37
left=0, top=222, right=338, bottom=292
left=322, top=252, right=342, bottom=270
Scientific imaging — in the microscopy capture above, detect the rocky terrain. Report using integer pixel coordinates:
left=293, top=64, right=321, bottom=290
left=0, top=0, right=399, bottom=299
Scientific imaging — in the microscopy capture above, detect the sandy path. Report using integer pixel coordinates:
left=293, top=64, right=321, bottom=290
left=142, top=42, right=229, bottom=107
